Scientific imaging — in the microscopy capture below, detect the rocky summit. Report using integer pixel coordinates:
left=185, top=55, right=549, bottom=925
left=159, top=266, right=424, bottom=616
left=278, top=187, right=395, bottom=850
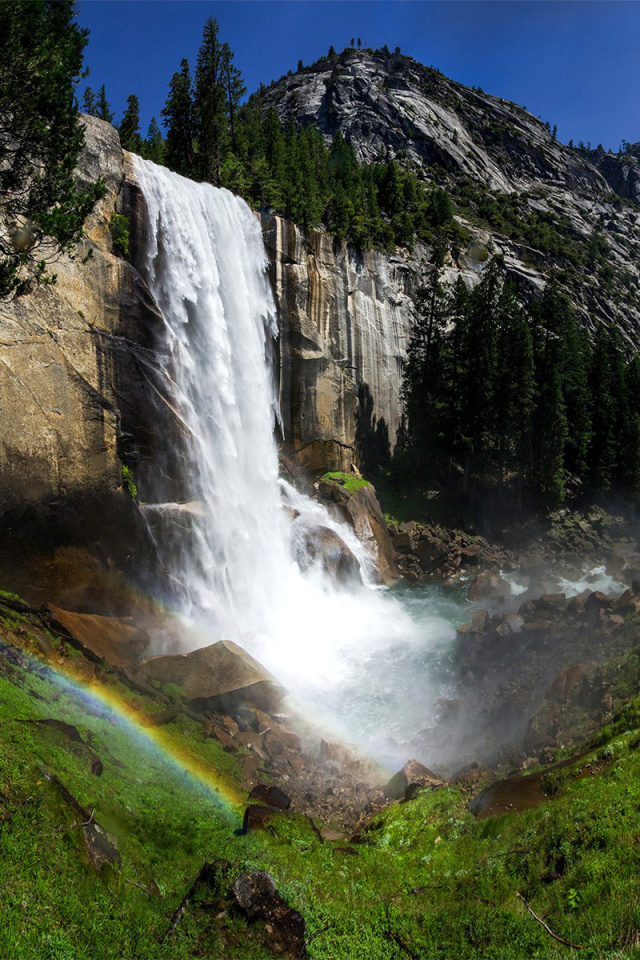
left=262, top=47, right=640, bottom=346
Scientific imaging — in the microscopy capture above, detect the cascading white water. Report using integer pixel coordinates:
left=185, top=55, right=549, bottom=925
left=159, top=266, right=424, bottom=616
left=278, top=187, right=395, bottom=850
left=133, top=157, right=458, bottom=764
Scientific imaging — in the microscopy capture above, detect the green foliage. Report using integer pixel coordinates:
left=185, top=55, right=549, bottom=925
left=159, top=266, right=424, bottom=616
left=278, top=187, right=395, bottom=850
left=118, top=93, right=142, bottom=153
left=0, top=0, right=105, bottom=299
left=83, top=83, right=114, bottom=123
left=401, top=258, right=640, bottom=512
left=161, top=58, right=196, bottom=176
left=121, top=464, right=137, bottom=499
left=109, top=215, right=129, bottom=257
left=6, top=591, right=640, bottom=957
left=159, top=20, right=463, bottom=252
left=320, top=471, right=370, bottom=493
left=142, top=117, right=165, bottom=164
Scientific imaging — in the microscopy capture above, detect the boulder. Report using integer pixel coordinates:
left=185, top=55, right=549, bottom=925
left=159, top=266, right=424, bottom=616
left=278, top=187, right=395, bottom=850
left=139, top=640, right=285, bottom=713
left=392, top=530, right=416, bottom=552
left=45, top=603, right=150, bottom=668
left=298, top=525, right=361, bottom=583
left=242, top=804, right=286, bottom=833
left=383, top=759, right=445, bottom=800
left=584, top=591, right=613, bottom=623
left=315, top=479, right=399, bottom=584
left=546, top=663, right=593, bottom=704
left=248, top=784, right=291, bottom=810
left=232, top=871, right=306, bottom=959
left=495, top=613, right=524, bottom=636
left=616, top=588, right=640, bottom=615
left=468, top=571, right=511, bottom=603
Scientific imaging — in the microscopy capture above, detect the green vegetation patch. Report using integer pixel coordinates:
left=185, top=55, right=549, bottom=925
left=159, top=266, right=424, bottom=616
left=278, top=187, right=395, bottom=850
left=5, top=595, right=640, bottom=957
left=320, top=471, right=370, bottom=494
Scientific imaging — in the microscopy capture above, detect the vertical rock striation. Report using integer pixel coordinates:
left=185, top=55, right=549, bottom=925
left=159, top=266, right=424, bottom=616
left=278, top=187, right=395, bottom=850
left=263, top=214, right=421, bottom=475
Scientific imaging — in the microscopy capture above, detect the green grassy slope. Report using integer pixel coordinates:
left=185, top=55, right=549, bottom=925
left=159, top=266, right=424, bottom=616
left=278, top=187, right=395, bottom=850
left=3, top=591, right=640, bottom=958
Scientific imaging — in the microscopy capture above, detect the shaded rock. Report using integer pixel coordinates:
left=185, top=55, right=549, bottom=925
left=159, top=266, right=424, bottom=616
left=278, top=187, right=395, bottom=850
left=232, top=871, right=307, bottom=958
left=584, top=591, right=613, bottom=622
left=139, top=640, right=284, bottom=713
left=384, top=759, right=444, bottom=800
left=43, top=769, right=119, bottom=873
left=392, top=530, right=416, bottom=553
left=298, top=525, right=361, bottom=583
left=495, top=613, right=524, bottom=636
left=45, top=604, right=150, bottom=668
left=248, top=784, right=291, bottom=810
left=547, top=664, right=594, bottom=704
left=316, top=480, right=399, bottom=583
left=242, top=804, right=286, bottom=833
left=470, top=609, right=490, bottom=633
left=616, top=588, right=640, bottom=615
left=468, top=572, right=511, bottom=603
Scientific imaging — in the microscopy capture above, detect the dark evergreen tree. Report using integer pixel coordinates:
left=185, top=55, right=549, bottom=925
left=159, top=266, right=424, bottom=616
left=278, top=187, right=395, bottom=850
left=589, top=324, right=621, bottom=491
left=0, top=0, right=104, bottom=298
left=221, top=41, right=245, bottom=156
left=538, top=368, right=568, bottom=507
left=403, top=244, right=448, bottom=476
left=82, top=86, right=96, bottom=115
left=194, top=17, right=229, bottom=184
left=143, top=117, right=165, bottom=164
left=119, top=94, right=142, bottom=153
left=95, top=83, right=114, bottom=123
left=162, top=59, right=195, bottom=177
left=619, top=356, right=640, bottom=498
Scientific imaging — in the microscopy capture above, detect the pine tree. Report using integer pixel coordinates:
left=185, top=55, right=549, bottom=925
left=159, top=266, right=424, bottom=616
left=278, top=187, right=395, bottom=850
left=220, top=41, right=245, bottom=156
left=539, top=369, right=568, bottom=507
left=457, top=259, right=501, bottom=484
left=162, top=59, right=195, bottom=177
left=403, top=245, right=448, bottom=476
left=494, top=281, right=535, bottom=508
left=95, top=83, right=114, bottom=123
left=619, top=356, right=640, bottom=498
left=82, top=86, right=96, bottom=115
left=589, top=323, right=621, bottom=491
left=119, top=94, right=142, bottom=153
left=0, top=0, right=104, bottom=298
left=195, top=17, right=229, bottom=185
left=143, top=117, right=165, bottom=164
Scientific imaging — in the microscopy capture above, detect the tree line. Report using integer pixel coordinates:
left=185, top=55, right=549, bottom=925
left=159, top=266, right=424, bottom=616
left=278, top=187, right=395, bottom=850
left=84, top=17, right=464, bottom=252
left=402, top=254, right=640, bottom=512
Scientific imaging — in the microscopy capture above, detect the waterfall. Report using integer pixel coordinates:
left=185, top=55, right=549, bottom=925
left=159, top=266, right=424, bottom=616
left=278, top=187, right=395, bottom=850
left=132, top=158, right=451, bottom=762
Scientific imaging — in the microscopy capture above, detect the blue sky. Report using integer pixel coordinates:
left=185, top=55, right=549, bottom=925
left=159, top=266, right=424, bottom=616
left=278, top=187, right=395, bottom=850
left=77, top=1, right=640, bottom=152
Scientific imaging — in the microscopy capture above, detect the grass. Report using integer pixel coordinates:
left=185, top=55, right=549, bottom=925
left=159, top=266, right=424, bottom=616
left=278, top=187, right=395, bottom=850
left=5, top=595, right=640, bottom=956
left=320, top=471, right=370, bottom=494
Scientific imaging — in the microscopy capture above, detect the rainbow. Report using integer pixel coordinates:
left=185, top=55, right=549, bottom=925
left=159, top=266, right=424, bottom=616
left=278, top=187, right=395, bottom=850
left=17, top=647, right=246, bottom=819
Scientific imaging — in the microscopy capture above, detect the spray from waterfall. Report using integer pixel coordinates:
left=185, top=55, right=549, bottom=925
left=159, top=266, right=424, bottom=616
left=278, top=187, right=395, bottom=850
left=132, top=157, right=457, bottom=765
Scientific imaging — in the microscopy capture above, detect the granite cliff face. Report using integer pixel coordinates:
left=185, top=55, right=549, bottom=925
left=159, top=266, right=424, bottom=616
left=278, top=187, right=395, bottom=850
left=262, top=48, right=640, bottom=347
left=0, top=117, right=168, bottom=577
left=0, top=117, right=416, bottom=579
left=263, top=214, right=421, bottom=474
left=2, top=52, right=640, bottom=559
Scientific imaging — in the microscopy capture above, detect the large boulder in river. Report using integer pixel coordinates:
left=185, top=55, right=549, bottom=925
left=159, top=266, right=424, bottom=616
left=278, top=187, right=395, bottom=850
left=139, top=640, right=285, bottom=713
left=315, top=476, right=399, bottom=584
left=468, top=571, right=511, bottom=603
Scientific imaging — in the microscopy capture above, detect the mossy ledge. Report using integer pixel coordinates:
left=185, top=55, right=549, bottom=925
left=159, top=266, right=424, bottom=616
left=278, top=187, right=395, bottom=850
left=319, top=471, right=370, bottom=494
